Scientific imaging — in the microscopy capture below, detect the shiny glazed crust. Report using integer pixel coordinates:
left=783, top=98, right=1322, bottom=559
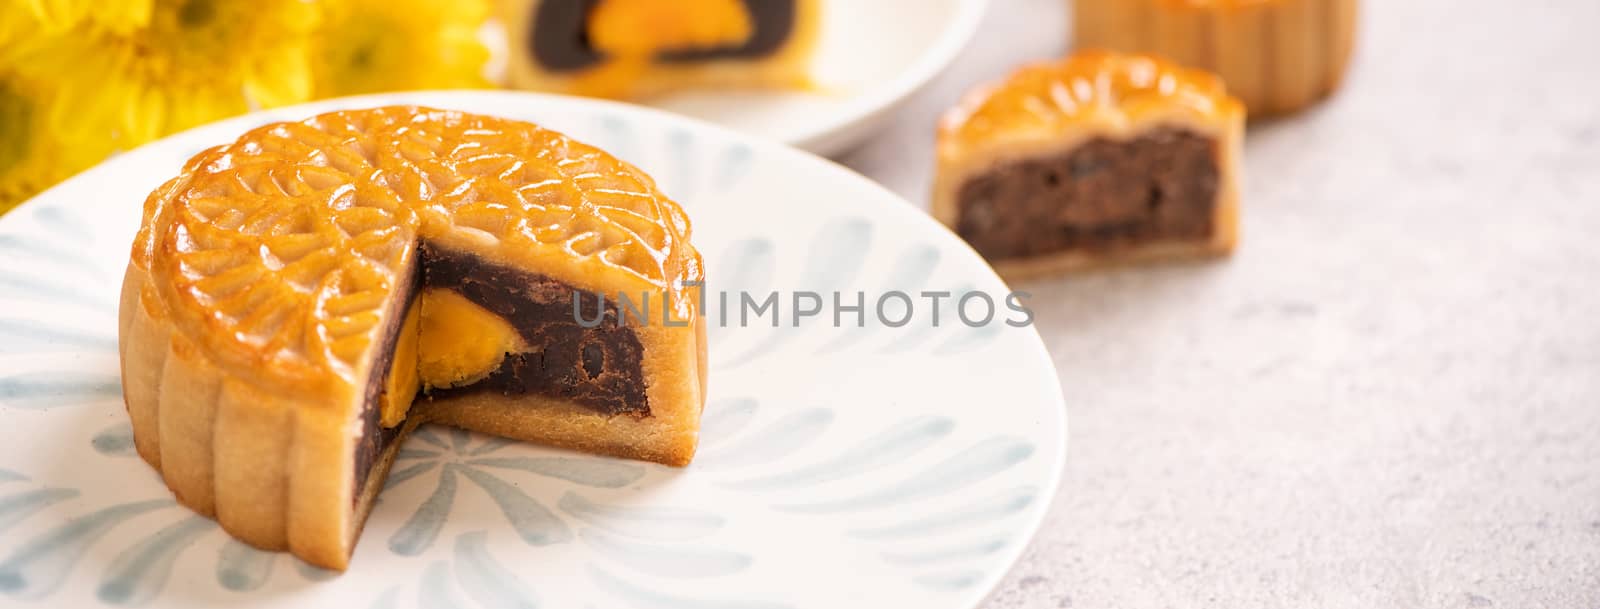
left=932, top=51, right=1245, bottom=280
left=1073, top=0, right=1358, bottom=115
left=497, top=0, right=821, bottom=99
left=119, top=106, right=706, bottom=570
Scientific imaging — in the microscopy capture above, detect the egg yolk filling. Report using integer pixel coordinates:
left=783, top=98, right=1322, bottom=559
left=370, top=244, right=652, bottom=438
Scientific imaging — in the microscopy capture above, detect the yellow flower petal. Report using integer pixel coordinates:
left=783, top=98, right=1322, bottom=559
left=311, top=0, right=490, bottom=98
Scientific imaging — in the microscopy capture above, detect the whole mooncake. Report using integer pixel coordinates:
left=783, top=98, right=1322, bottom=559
left=932, top=51, right=1244, bottom=279
left=499, top=0, right=822, bottom=99
left=119, top=106, right=707, bottom=569
left=1073, top=0, right=1358, bottom=115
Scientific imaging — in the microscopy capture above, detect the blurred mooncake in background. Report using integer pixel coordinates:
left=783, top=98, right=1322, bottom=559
left=1072, top=0, right=1358, bottom=116
left=498, top=0, right=822, bottom=99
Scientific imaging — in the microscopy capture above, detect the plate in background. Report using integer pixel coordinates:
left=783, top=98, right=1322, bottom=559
left=0, top=90, right=1062, bottom=609
left=643, top=0, right=989, bottom=156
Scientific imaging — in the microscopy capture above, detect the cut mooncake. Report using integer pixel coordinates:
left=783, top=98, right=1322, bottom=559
left=498, top=0, right=821, bottom=99
left=118, top=106, right=707, bottom=570
left=1073, top=0, right=1358, bottom=115
left=932, top=51, right=1244, bottom=279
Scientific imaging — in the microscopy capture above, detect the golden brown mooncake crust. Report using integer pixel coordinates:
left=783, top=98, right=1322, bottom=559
left=1073, top=0, right=1358, bottom=116
left=933, top=51, right=1245, bottom=279
left=119, top=106, right=706, bottom=570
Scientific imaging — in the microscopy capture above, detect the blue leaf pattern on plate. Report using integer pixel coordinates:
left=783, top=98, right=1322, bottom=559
left=385, top=461, right=441, bottom=490
left=448, top=427, right=473, bottom=453
left=0, top=499, right=172, bottom=600
left=216, top=540, right=275, bottom=592
left=880, top=538, right=1008, bottom=566
left=295, top=560, right=339, bottom=582
left=452, top=532, right=540, bottom=609
left=411, top=427, right=450, bottom=449
left=666, top=128, right=696, bottom=198
left=390, top=465, right=459, bottom=556
left=0, top=371, right=121, bottom=409
left=0, top=273, right=114, bottom=311
left=0, top=234, right=105, bottom=278
left=697, top=398, right=758, bottom=448
left=32, top=205, right=92, bottom=239
left=815, top=244, right=941, bottom=354
left=92, top=422, right=137, bottom=456
left=694, top=409, right=833, bottom=470
left=593, top=114, right=636, bottom=161
left=724, top=218, right=872, bottom=366
left=397, top=447, right=443, bottom=460
left=878, top=283, right=977, bottom=354
left=457, top=468, right=572, bottom=546
left=469, top=457, right=645, bottom=488
left=777, top=436, right=1035, bottom=513
left=713, top=143, right=753, bottom=191
left=97, top=516, right=216, bottom=605
left=721, top=416, right=954, bottom=491
left=848, top=486, right=1038, bottom=540
left=0, top=488, right=79, bottom=535
left=419, top=560, right=469, bottom=609
left=466, top=436, right=516, bottom=457
left=0, top=319, right=117, bottom=352
left=379, top=428, right=657, bottom=555
left=557, top=493, right=724, bottom=542
left=706, top=239, right=774, bottom=343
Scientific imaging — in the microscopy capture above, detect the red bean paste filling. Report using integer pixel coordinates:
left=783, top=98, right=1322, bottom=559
left=955, top=128, right=1220, bottom=261
left=354, top=243, right=649, bottom=499
left=417, top=243, right=648, bottom=416
left=530, top=0, right=797, bottom=72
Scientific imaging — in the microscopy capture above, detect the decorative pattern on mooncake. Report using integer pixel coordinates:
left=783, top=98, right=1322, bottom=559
left=1073, top=0, right=1358, bottom=115
left=933, top=51, right=1244, bottom=279
left=497, top=0, right=821, bottom=99
left=119, top=106, right=706, bottom=570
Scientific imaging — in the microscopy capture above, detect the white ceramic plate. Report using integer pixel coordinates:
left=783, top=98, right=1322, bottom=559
left=0, top=91, right=1063, bottom=609
left=643, top=0, right=988, bottom=156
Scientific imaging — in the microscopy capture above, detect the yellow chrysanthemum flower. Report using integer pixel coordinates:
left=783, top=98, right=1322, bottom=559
left=311, top=0, right=489, bottom=98
left=36, top=0, right=321, bottom=149
left=0, top=67, right=114, bottom=212
left=0, top=10, right=116, bottom=211
left=7, top=0, right=153, bottom=34
left=1, top=0, right=493, bottom=214
left=0, top=71, right=56, bottom=212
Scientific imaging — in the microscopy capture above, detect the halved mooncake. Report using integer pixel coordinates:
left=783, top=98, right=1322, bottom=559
left=119, top=106, right=706, bottom=570
left=932, top=51, right=1244, bottom=279
left=1073, top=0, right=1358, bottom=115
left=498, top=0, right=821, bottom=99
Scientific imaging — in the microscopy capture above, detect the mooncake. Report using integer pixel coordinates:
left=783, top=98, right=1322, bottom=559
left=932, top=51, right=1244, bottom=278
left=119, top=106, right=707, bottom=569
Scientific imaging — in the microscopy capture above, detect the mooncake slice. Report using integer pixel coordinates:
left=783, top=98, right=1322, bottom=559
left=932, top=51, right=1244, bottom=279
left=498, top=0, right=821, bottom=99
left=119, top=106, right=707, bottom=570
left=1073, top=0, right=1358, bottom=115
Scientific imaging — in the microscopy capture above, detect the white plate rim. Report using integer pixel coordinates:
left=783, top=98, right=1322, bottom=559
left=786, top=0, right=992, bottom=154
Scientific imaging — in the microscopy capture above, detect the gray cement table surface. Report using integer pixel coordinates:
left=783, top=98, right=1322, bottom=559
left=836, top=0, right=1600, bottom=606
